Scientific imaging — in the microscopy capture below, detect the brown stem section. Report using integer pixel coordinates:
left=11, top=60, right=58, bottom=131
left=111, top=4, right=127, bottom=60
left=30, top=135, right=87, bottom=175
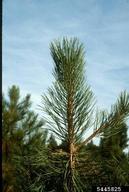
left=67, top=92, right=75, bottom=192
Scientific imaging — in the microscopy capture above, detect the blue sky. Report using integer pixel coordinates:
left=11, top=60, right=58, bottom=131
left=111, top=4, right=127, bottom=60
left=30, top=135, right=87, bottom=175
left=3, top=0, right=129, bottom=116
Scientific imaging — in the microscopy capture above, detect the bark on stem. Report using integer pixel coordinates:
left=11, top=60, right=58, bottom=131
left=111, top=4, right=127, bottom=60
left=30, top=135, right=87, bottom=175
left=67, top=91, right=75, bottom=192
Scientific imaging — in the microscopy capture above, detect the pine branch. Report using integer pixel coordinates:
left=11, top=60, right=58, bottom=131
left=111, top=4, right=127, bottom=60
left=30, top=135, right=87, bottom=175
left=77, top=91, right=129, bottom=151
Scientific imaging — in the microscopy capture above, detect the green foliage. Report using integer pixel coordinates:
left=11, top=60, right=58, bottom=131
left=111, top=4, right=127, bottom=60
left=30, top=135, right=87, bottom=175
left=2, top=85, right=47, bottom=192
left=42, top=38, right=94, bottom=143
left=41, top=37, right=95, bottom=191
left=48, top=134, right=58, bottom=151
left=41, top=37, right=129, bottom=191
left=99, top=122, right=129, bottom=186
left=100, top=123, right=129, bottom=157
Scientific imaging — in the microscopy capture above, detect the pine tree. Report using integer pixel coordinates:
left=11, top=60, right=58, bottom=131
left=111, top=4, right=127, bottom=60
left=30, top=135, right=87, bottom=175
left=99, top=122, right=129, bottom=185
left=100, top=122, right=128, bottom=157
left=2, top=85, right=46, bottom=192
left=2, top=85, right=31, bottom=192
left=41, top=37, right=129, bottom=191
left=42, top=38, right=95, bottom=191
